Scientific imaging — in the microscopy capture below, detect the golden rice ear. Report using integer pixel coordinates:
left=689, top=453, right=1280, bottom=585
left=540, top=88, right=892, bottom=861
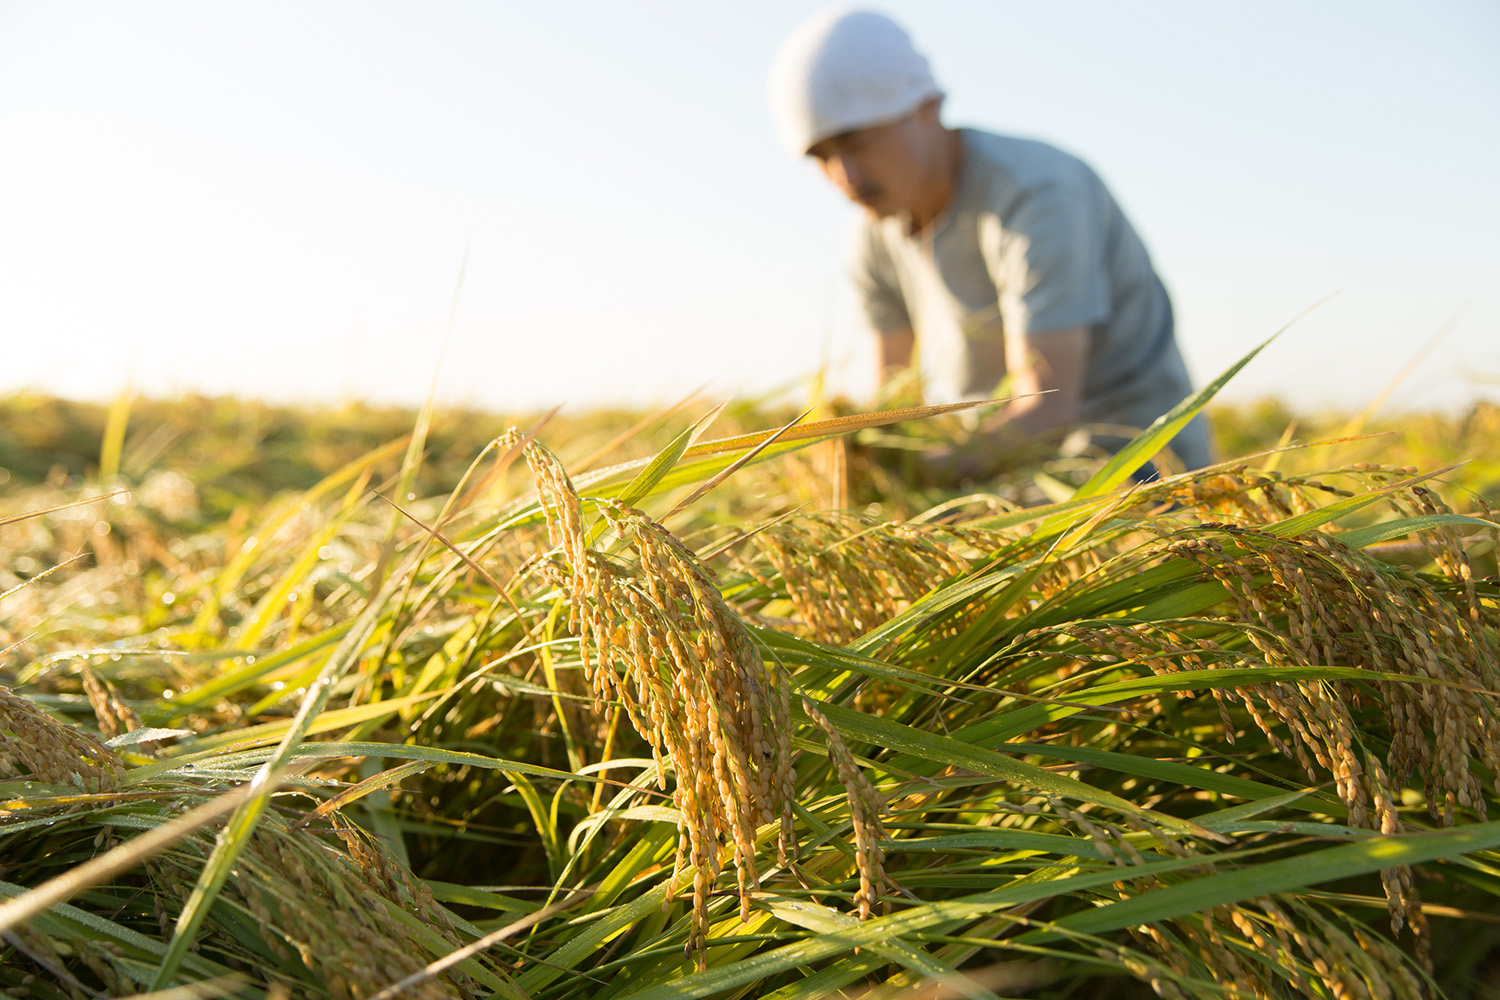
left=0, top=685, right=123, bottom=790
left=1042, top=484, right=1500, bottom=964
left=752, top=513, right=973, bottom=646
left=80, top=666, right=140, bottom=743
left=802, top=696, right=888, bottom=921
left=510, top=433, right=801, bottom=968
left=232, top=812, right=475, bottom=999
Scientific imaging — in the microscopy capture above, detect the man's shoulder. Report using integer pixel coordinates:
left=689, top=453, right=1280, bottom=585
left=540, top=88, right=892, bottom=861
left=962, top=128, right=1073, bottom=161
left=959, top=129, right=1097, bottom=200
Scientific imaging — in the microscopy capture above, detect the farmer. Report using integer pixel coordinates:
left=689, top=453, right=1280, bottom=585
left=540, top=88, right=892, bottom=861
left=769, top=8, right=1213, bottom=475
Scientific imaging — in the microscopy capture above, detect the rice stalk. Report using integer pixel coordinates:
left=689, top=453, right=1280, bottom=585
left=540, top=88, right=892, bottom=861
left=1006, top=468, right=1500, bottom=966
left=507, top=428, right=794, bottom=960
left=503, top=427, right=897, bottom=966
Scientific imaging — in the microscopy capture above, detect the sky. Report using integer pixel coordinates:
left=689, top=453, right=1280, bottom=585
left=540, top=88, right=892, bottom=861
left=1, top=1, right=1497, bottom=417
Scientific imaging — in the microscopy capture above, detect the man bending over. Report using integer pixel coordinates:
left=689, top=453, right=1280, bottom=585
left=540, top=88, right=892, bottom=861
left=769, top=8, right=1212, bottom=474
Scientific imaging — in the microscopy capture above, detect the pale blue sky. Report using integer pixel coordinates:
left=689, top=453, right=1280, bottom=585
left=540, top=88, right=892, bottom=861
left=2, top=1, right=1496, bottom=414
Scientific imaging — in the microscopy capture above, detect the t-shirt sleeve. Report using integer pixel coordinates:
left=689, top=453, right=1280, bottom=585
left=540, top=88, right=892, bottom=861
left=985, top=180, right=1111, bottom=336
left=850, top=225, right=911, bottom=334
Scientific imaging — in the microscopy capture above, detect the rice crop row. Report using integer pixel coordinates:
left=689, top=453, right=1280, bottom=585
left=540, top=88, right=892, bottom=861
left=1, top=370, right=1498, bottom=999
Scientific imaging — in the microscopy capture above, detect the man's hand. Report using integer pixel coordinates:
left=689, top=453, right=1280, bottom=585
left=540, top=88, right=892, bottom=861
left=917, top=442, right=989, bottom=486
left=875, top=323, right=1091, bottom=487
left=877, top=327, right=916, bottom=381
left=919, top=327, right=1089, bottom=487
left=919, top=414, right=1052, bottom=485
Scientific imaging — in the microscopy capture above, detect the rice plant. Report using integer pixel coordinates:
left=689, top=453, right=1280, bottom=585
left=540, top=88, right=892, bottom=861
left=2, top=371, right=1498, bottom=999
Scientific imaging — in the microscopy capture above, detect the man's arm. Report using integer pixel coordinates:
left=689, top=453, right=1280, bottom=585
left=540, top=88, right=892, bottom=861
left=878, top=323, right=1087, bottom=433
left=998, top=326, right=1089, bottom=436
left=914, top=325, right=1090, bottom=485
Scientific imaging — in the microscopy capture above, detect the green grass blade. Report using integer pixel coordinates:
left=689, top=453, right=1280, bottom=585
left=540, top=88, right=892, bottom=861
left=233, top=472, right=371, bottom=651
left=1067, top=332, right=1280, bottom=501
left=157, top=739, right=595, bottom=786
left=98, top=388, right=133, bottom=484
left=761, top=896, right=1002, bottom=1000
left=999, top=743, right=1300, bottom=803
left=185, top=436, right=408, bottom=640
left=149, top=551, right=412, bottom=988
left=805, top=699, right=1216, bottom=839
left=604, top=851, right=1254, bottom=1000
left=610, top=404, right=725, bottom=514
left=1323, top=511, right=1497, bottom=549
left=1262, top=466, right=1457, bottom=539
left=932, top=665, right=1378, bottom=750
left=0, top=880, right=239, bottom=980
left=0, top=785, right=253, bottom=934
left=574, top=399, right=1000, bottom=498
left=1015, top=820, right=1500, bottom=944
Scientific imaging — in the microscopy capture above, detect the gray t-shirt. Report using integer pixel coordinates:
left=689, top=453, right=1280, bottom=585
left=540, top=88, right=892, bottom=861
left=852, top=128, right=1211, bottom=469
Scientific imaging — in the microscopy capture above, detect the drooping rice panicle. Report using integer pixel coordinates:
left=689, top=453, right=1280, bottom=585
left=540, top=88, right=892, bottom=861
left=0, top=684, right=123, bottom=789
left=503, top=428, right=809, bottom=963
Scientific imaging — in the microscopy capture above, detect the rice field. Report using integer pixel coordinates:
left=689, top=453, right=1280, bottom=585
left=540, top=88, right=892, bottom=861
left=1, top=370, right=1498, bottom=999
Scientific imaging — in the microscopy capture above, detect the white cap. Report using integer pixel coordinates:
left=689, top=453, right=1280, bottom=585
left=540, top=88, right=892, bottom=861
left=769, top=8, right=941, bottom=157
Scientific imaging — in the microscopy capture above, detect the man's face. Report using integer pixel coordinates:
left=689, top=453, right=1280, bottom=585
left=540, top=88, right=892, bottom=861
left=807, top=107, right=939, bottom=220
